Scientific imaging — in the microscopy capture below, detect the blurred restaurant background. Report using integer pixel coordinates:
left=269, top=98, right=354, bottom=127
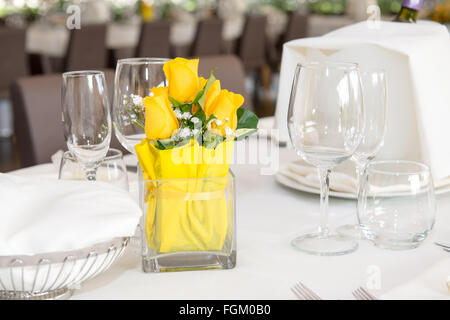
left=0, top=0, right=449, bottom=171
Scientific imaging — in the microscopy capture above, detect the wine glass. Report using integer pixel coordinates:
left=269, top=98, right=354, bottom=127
left=287, top=61, right=365, bottom=256
left=62, top=71, right=111, bottom=181
left=337, top=68, right=387, bottom=239
left=113, top=58, right=169, bottom=154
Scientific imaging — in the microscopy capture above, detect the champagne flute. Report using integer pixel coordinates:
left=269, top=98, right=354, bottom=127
left=62, top=71, right=111, bottom=181
left=113, top=58, right=169, bottom=154
left=287, top=61, right=365, bottom=256
left=337, top=68, right=387, bottom=239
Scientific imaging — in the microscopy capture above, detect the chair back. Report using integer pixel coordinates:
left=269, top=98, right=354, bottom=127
left=136, top=21, right=171, bottom=58
left=0, top=27, right=28, bottom=98
left=191, top=18, right=223, bottom=57
left=283, top=13, right=308, bottom=43
left=65, top=24, right=107, bottom=71
left=10, top=69, right=127, bottom=167
left=236, top=15, right=267, bottom=71
left=198, top=55, right=253, bottom=111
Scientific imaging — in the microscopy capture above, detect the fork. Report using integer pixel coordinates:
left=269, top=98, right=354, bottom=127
left=435, top=242, right=450, bottom=253
left=291, top=282, right=322, bottom=300
left=352, top=287, right=378, bottom=300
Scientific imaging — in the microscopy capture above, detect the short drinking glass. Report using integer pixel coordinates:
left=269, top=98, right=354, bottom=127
left=358, top=160, right=436, bottom=250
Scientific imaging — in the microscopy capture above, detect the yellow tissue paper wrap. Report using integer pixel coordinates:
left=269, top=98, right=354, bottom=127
left=135, top=138, right=234, bottom=253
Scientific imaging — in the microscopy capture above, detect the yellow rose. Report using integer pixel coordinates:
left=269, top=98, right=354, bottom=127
left=203, top=80, right=221, bottom=115
left=163, top=58, right=200, bottom=103
left=205, top=89, right=244, bottom=136
left=143, top=88, right=179, bottom=140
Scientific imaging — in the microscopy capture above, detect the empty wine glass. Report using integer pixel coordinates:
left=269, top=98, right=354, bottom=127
left=62, top=71, right=111, bottom=181
left=287, top=61, right=365, bottom=256
left=113, top=58, right=169, bottom=154
left=337, top=68, right=387, bottom=239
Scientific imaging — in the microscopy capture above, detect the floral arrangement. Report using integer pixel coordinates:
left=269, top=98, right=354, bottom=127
left=134, top=57, right=258, bottom=154
left=135, top=57, right=258, bottom=254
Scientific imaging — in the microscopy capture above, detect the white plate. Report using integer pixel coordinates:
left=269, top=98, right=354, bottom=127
left=275, top=171, right=357, bottom=199
left=275, top=170, right=450, bottom=199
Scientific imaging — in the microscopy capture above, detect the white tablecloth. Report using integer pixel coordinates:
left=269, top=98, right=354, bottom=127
left=9, top=136, right=450, bottom=300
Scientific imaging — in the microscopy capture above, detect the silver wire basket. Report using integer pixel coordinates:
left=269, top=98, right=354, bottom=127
left=0, top=237, right=129, bottom=300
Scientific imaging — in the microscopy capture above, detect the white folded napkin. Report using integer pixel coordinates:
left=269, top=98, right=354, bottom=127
left=275, top=21, right=450, bottom=181
left=279, top=160, right=357, bottom=194
left=278, top=159, right=450, bottom=195
left=0, top=174, right=141, bottom=256
left=380, top=259, right=450, bottom=300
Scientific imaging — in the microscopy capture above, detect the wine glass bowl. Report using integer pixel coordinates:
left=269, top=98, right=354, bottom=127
left=287, top=61, right=364, bottom=256
left=113, top=58, right=169, bottom=154
left=62, top=70, right=112, bottom=181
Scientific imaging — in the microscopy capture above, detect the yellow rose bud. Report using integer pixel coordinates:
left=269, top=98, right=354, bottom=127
left=163, top=58, right=200, bottom=103
left=199, top=77, right=207, bottom=90
left=206, top=89, right=244, bottom=136
left=150, top=86, right=169, bottom=99
left=203, top=80, right=221, bottom=116
left=143, top=90, right=179, bottom=140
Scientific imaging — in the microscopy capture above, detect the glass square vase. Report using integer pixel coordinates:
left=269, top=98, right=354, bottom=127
left=138, top=168, right=236, bottom=272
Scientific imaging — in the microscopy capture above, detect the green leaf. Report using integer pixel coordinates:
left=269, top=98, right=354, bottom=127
left=200, top=131, right=224, bottom=149
left=198, top=67, right=216, bottom=109
left=169, top=95, right=182, bottom=107
left=236, top=108, right=259, bottom=130
left=234, top=128, right=258, bottom=141
left=155, top=138, right=175, bottom=150
left=193, top=89, right=205, bottom=105
left=131, top=119, right=145, bottom=131
left=179, top=104, right=191, bottom=113
left=193, top=108, right=206, bottom=122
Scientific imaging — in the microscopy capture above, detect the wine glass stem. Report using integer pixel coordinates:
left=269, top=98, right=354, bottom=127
left=84, top=166, right=98, bottom=181
left=318, top=168, right=331, bottom=237
left=355, top=161, right=367, bottom=223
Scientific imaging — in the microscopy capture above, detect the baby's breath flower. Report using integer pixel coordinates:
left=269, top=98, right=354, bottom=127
left=190, top=117, right=200, bottom=124
left=174, top=109, right=182, bottom=119
left=181, top=112, right=192, bottom=120
left=179, top=127, right=192, bottom=138
left=215, top=119, right=222, bottom=126
left=130, top=94, right=144, bottom=107
left=192, top=128, right=200, bottom=135
left=225, top=127, right=233, bottom=136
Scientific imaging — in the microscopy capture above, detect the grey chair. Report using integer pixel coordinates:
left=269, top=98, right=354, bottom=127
left=191, top=18, right=223, bottom=57
left=283, top=12, right=308, bottom=43
left=10, top=69, right=127, bottom=168
left=267, top=13, right=309, bottom=70
left=65, top=24, right=107, bottom=71
left=198, top=55, right=253, bottom=111
left=236, top=15, right=267, bottom=72
left=0, top=27, right=28, bottom=99
left=136, top=21, right=171, bottom=58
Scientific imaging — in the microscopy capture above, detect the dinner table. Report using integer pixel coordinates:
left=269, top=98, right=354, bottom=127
left=10, top=127, right=450, bottom=300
